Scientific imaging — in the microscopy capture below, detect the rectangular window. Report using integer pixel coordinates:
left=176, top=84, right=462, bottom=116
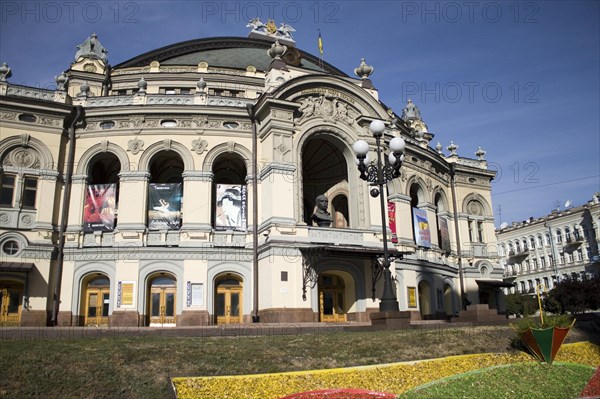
left=22, top=177, right=37, bottom=208
left=0, top=174, right=16, bottom=206
left=540, top=256, right=546, bottom=268
left=281, top=271, right=288, bottom=282
left=165, top=88, right=176, bottom=95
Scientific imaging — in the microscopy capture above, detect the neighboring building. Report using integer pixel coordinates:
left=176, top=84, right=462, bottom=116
left=0, top=25, right=504, bottom=327
left=496, top=194, right=600, bottom=295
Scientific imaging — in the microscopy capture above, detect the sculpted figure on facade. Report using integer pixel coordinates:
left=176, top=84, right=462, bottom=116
left=296, top=95, right=356, bottom=125
left=311, top=194, right=333, bottom=227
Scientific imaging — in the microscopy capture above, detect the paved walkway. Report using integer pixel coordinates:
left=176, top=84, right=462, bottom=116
left=0, top=319, right=515, bottom=340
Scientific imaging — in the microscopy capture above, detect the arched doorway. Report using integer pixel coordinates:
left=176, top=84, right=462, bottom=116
left=148, top=274, right=177, bottom=327
left=443, top=284, right=453, bottom=317
left=215, top=274, right=243, bottom=325
left=318, top=274, right=346, bottom=322
left=0, top=281, right=23, bottom=325
left=418, top=280, right=432, bottom=319
left=82, top=275, right=110, bottom=326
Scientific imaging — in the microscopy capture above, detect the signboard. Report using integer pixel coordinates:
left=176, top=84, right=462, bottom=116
left=438, top=216, right=451, bottom=254
left=187, top=281, right=205, bottom=307
left=407, top=287, right=417, bottom=308
left=388, top=201, right=398, bottom=243
left=215, top=184, right=247, bottom=231
left=148, top=183, right=182, bottom=230
left=413, top=208, right=431, bottom=248
left=83, top=184, right=116, bottom=232
left=117, top=281, right=135, bottom=308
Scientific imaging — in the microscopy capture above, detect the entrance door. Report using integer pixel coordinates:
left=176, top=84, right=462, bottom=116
left=84, top=276, right=110, bottom=326
left=148, top=276, right=176, bottom=327
left=85, top=289, right=110, bottom=326
left=215, top=277, right=242, bottom=325
left=0, top=285, right=22, bottom=325
left=318, top=275, right=346, bottom=323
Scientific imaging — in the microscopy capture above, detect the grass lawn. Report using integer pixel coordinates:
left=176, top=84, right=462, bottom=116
left=397, top=362, right=595, bottom=399
left=0, top=324, right=597, bottom=399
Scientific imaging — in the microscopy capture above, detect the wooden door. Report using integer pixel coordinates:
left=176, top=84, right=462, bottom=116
left=84, top=288, right=110, bottom=326
left=0, top=286, right=22, bottom=325
left=216, top=285, right=242, bottom=325
left=149, top=287, right=176, bottom=326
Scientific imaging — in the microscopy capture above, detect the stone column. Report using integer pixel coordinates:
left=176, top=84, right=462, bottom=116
left=181, top=171, right=213, bottom=231
left=116, top=171, right=149, bottom=231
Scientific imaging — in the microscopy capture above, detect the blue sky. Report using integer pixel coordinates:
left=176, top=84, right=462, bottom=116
left=1, top=1, right=599, bottom=226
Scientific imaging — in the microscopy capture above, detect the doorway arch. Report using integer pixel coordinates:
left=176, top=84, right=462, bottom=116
left=147, top=273, right=177, bottom=327
left=0, top=279, right=24, bottom=325
left=214, top=274, right=243, bottom=325
left=81, top=274, right=110, bottom=326
left=443, top=283, right=453, bottom=317
left=318, top=273, right=347, bottom=322
left=418, top=280, right=432, bottom=319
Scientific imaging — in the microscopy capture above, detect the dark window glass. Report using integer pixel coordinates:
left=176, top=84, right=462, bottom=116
left=0, top=174, right=16, bottom=206
left=22, top=177, right=37, bottom=208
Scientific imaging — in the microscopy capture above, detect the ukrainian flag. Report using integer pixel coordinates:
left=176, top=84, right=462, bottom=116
left=318, top=31, right=323, bottom=56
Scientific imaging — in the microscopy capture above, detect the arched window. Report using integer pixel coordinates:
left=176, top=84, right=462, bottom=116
left=536, top=235, right=543, bottom=247
left=556, top=229, right=562, bottom=243
left=564, top=227, right=571, bottom=243
left=465, top=199, right=485, bottom=243
left=1, top=145, right=42, bottom=210
left=530, top=236, right=536, bottom=249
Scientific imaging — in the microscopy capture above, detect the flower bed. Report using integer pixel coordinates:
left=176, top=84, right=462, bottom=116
left=171, top=342, right=600, bottom=399
left=580, top=366, right=600, bottom=398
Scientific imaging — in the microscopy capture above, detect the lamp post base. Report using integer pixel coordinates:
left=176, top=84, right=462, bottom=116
left=370, top=311, right=412, bottom=329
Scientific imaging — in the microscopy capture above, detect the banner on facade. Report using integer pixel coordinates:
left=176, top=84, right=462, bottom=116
left=83, top=184, right=116, bottom=232
left=388, top=201, right=398, bottom=243
left=413, top=207, right=431, bottom=248
left=215, top=184, right=247, bottom=231
left=148, top=183, right=182, bottom=230
left=438, top=216, right=451, bottom=254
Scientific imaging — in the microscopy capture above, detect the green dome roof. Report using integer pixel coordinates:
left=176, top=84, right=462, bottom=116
left=114, top=37, right=347, bottom=76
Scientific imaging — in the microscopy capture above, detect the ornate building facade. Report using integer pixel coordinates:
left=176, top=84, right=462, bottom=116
left=497, top=194, right=600, bottom=295
left=1, top=27, right=505, bottom=327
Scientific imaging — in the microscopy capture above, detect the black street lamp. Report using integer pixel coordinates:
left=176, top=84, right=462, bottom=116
left=353, top=120, right=406, bottom=312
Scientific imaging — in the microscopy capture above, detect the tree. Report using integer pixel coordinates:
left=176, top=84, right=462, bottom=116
left=543, top=275, right=600, bottom=314
left=505, top=293, right=538, bottom=316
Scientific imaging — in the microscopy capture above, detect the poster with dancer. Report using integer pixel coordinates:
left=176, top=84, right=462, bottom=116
left=148, top=183, right=182, bottom=230
left=215, top=184, right=247, bottom=231
left=83, top=184, right=116, bottom=232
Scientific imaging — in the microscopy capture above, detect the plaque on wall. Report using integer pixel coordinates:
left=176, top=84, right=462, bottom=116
left=407, top=286, right=417, bottom=308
